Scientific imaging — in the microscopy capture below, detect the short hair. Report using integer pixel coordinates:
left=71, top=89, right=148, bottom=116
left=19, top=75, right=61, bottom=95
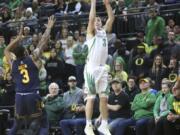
left=48, top=82, right=59, bottom=90
left=13, top=45, right=25, bottom=59
left=128, top=76, right=137, bottom=81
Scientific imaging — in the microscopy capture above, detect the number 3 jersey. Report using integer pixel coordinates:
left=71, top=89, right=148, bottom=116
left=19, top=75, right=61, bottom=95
left=86, top=29, right=108, bottom=66
left=11, top=56, right=40, bottom=93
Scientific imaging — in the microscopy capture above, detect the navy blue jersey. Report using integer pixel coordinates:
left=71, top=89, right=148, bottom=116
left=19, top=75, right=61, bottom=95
left=11, top=56, right=40, bottom=93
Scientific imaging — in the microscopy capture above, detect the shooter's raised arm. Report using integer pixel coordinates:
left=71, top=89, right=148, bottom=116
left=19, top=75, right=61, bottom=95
left=103, top=0, right=115, bottom=33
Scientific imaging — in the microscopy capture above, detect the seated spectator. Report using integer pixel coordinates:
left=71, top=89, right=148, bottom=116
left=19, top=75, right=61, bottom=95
left=0, top=37, right=6, bottom=66
left=20, top=26, right=32, bottom=48
left=167, top=57, right=178, bottom=83
left=45, top=48, right=66, bottom=88
left=125, top=76, right=140, bottom=102
left=55, top=40, right=64, bottom=60
left=166, top=19, right=176, bottom=33
left=106, top=78, right=131, bottom=134
left=22, top=7, right=37, bottom=20
left=114, top=57, right=128, bottom=82
left=43, top=82, right=64, bottom=126
left=130, top=44, right=150, bottom=79
left=62, top=76, right=85, bottom=119
left=148, top=82, right=174, bottom=135
left=154, top=76, right=180, bottom=135
left=60, top=95, right=100, bottom=135
left=116, top=78, right=156, bottom=135
left=149, top=54, right=168, bottom=91
left=113, top=39, right=129, bottom=71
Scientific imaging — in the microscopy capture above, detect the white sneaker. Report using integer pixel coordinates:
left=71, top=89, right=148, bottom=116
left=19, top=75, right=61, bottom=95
left=98, top=125, right=111, bottom=135
left=84, top=124, right=95, bottom=135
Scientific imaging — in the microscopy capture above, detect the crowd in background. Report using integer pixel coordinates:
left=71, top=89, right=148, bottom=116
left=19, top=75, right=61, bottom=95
left=0, top=0, right=180, bottom=135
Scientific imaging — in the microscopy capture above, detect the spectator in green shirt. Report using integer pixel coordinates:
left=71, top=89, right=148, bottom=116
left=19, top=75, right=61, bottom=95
left=73, top=33, right=88, bottom=88
left=43, top=82, right=65, bottom=126
left=145, top=8, right=165, bottom=46
left=9, top=0, right=23, bottom=11
left=148, top=82, right=174, bottom=135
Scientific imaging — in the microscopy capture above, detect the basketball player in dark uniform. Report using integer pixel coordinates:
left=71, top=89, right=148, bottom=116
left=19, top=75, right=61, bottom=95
left=4, top=16, right=56, bottom=135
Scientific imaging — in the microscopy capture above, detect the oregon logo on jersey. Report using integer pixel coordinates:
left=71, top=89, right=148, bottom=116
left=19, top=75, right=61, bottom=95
left=18, top=64, right=30, bottom=84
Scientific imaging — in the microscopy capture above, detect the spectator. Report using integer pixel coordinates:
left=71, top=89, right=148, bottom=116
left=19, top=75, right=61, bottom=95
left=146, top=0, right=160, bottom=9
left=0, top=7, right=12, bottom=45
left=43, top=82, right=64, bottom=126
left=114, top=56, right=128, bottom=82
left=62, top=76, right=85, bottom=119
left=107, top=78, right=131, bottom=134
left=22, top=7, right=37, bottom=20
left=55, top=40, right=64, bottom=60
left=0, top=72, right=15, bottom=106
left=149, top=54, right=168, bottom=90
left=32, top=0, right=40, bottom=17
left=145, top=77, right=158, bottom=95
left=145, top=8, right=165, bottom=46
left=55, top=0, right=65, bottom=13
left=149, top=36, right=170, bottom=65
left=0, top=37, right=6, bottom=66
left=125, top=76, right=140, bottom=102
left=11, top=7, right=24, bottom=21
left=56, top=27, right=69, bottom=49
left=112, top=0, right=127, bottom=16
left=173, top=25, right=180, bottom=45
left=113, top=39, right=129, bottom=71
left=166, top=19, right=176, bottom=33
left=73, top=30, right=80, bottom=43
left=64, top=36, right=76, bottom=77
left=115, top=78, right=156, bottom=135
left=154, top=77, right=180, bottom=135
left=167, top=57, right=178, bottom=83
left=148, top=82, right=174, bottom=135
left=60, top=95, right=100, bottom=135
left=45, top=48, right=66, bottom=88
left=20, top=26, right=32, bottom=48
left=73, top=33, right=88, bottom=88
left=130, top=43, right=150, bottom=79
left=136, top=32, right=150, bottom=54
left=27, top=34, right=39, bottom=54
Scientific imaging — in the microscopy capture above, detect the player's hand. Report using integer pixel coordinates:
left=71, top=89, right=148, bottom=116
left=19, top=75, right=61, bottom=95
left=47, top=15, right=56, bottom=29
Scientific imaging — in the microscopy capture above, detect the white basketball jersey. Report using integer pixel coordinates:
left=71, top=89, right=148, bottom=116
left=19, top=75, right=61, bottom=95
left=86, top=29, right=108, bottom=66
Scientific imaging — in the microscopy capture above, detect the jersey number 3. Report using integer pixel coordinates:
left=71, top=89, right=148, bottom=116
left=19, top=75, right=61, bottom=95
left=20, top=69, right=30, bottom=84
